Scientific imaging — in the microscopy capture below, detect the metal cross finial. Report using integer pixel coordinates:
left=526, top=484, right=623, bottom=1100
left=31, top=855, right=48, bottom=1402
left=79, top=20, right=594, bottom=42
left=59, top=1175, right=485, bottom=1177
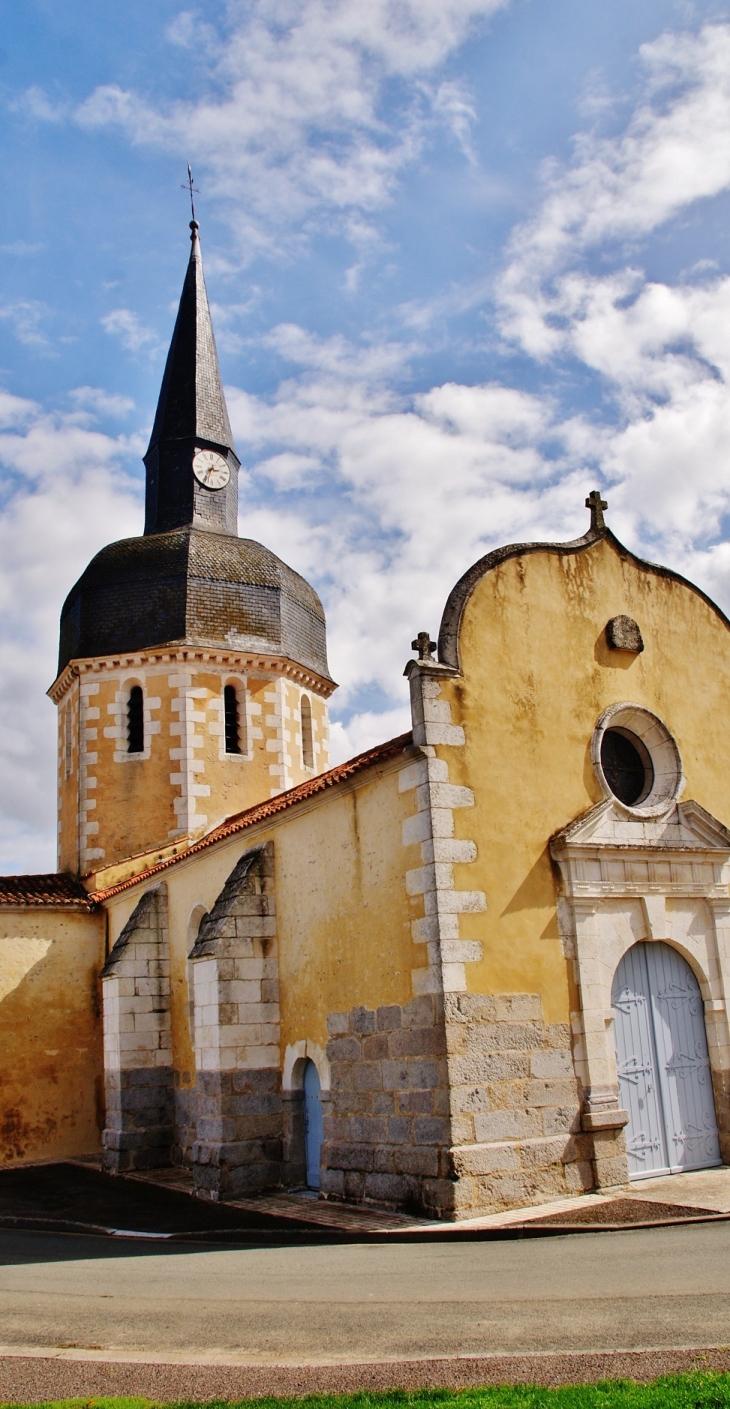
left=181, top=163, right=200, bottom=223
left=585, top=489, right=608, bottom=532
left=412, top=631, right=437, bottom=663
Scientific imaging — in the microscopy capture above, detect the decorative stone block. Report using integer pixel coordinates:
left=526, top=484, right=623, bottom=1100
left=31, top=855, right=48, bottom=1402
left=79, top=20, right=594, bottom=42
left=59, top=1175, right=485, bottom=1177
left=605, top=615, right=644, bottom=653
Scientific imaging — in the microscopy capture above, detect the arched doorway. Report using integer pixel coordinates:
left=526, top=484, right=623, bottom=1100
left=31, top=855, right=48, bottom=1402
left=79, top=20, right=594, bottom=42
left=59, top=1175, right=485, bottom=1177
left=302, top=1059, right=323, bottom=1190
left=612, top=941, right=721, bottom=1178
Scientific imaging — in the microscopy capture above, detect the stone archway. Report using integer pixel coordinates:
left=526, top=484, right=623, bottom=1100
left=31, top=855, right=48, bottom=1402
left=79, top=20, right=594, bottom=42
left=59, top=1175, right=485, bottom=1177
left=282, top=1039, right=330, bottom=1189
left=551, top=795, right=730, bottom=1188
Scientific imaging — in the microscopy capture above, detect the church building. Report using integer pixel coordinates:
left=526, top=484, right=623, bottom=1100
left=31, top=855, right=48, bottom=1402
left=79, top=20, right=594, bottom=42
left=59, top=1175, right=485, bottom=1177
left=1, top=218, right=730, bottom=1219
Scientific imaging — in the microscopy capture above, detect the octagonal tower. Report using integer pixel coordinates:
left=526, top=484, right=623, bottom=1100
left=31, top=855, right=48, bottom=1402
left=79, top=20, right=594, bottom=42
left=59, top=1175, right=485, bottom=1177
left=50, top=221, right=335, bottom=877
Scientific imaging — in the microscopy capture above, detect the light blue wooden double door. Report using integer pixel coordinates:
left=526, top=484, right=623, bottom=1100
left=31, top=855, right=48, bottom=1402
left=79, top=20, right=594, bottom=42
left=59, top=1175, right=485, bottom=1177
left=612, top=941, right=721, bottom=1178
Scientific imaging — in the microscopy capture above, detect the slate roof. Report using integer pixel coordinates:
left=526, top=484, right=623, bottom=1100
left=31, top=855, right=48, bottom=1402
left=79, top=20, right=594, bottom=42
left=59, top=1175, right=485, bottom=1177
left=0, top=873, right=98, bottom=909
left=57, top=526, right=332, bottom=680
left=91, top=731, right=415, bottom=902
left=147, top=221, right=235, bottom=457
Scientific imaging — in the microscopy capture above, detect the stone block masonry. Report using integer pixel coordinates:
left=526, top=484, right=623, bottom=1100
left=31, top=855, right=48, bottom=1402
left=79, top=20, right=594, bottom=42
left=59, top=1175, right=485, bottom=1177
left=444, top=991, right=596, bottom=1216
left=322, top=994, right=455, bottom=1218
left=100, top=885, right=173, bottom=1172
left=322, top=990, right=596, bottom=1220
left=188, top=841, right=283, bottom=1199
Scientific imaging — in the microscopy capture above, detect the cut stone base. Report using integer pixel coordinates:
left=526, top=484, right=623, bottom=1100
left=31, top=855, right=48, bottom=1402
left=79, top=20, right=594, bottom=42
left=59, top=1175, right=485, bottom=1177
left=191, top=1067, right=283, bottom=1199
left=101, top=1066, right=174, bottom=1173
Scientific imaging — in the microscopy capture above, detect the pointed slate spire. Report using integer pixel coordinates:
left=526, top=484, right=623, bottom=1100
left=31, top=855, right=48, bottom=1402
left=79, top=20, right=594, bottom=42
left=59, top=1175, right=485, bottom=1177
left=144, top=221, right=240, bottom=537
left=147, top=221, right=236, bottom=455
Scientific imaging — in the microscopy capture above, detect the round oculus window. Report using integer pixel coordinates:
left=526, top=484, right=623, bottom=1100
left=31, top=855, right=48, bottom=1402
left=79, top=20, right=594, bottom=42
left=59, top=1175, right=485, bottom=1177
left=591, top=703, right=683, bottom=816
left=600, top=727, right=653, bottom=806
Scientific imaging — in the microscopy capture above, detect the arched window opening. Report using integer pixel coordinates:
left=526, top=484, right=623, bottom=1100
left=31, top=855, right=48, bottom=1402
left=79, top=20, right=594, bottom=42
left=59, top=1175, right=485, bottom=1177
left=224, top=684, right=242, bottom=754
left=301, top=694, right=314, bottom=769
left=127, top=685, right=144, bottom=754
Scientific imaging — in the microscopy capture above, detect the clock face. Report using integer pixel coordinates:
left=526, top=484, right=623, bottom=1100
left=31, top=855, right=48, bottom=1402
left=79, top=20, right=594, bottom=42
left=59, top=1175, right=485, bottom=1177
left=192, top=448, right=231, bottom=490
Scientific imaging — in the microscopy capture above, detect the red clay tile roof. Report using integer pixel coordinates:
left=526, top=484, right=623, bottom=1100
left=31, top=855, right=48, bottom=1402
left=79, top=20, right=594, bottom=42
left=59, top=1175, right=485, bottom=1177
left=0, top=873, right=98, bottom=909
left=91, top=730, right=415, bottom=903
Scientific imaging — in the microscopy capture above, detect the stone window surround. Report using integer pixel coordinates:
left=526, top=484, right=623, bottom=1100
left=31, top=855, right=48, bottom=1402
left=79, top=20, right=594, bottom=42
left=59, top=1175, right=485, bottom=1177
left=105, top=671, right=162, bottom=766
left=550, top=799, right=730, bottom=1141
left=213, top=674, right=253, bottom=763
left=592, top=702, right=684, bottom=817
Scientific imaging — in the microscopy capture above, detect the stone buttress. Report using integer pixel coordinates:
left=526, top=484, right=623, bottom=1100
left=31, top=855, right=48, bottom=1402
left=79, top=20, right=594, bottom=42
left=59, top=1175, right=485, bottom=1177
left=100, top=885, right=174, bottom=1172
left=188, top=843, right=283, bottom=1198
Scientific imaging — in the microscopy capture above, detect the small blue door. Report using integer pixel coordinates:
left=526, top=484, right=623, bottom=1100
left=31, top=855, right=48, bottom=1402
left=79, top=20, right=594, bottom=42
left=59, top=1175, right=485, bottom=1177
left=302, top=1059, right=323, bottom=1189
left=612, top=941, right=720, bottom=1178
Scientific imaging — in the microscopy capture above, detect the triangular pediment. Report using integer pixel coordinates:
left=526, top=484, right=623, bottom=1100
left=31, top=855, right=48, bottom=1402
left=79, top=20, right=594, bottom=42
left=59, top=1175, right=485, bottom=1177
left=550, top=797, right=730, bottom=855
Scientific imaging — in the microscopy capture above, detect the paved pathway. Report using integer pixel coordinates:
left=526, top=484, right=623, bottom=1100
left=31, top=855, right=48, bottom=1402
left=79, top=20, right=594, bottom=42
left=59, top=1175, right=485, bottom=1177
left=2, top=1220, right=730, bottom=1364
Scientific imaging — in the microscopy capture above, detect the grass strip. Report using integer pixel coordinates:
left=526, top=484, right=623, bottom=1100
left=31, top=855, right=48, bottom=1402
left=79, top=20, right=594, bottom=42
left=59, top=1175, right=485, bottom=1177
left=6, top=1376, right=730, bottom=1409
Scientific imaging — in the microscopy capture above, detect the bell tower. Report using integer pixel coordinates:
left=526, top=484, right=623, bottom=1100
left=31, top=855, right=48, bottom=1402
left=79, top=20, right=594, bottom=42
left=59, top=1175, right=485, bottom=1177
left=50, top=221, right=336, bottom=879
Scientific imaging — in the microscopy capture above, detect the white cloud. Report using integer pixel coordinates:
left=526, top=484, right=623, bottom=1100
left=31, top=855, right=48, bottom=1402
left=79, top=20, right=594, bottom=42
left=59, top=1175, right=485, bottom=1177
left=0, top=301, right=52, bottom=351
left=427, top=79, right=478, bottom=163
left=75, top=0, right=508, bottom=251
left=330, top=706, right=412, bottom=765
left=10, top=86, right=67, bottom=124
left=101, top=308, right=161, bottom=354
left=166, top=9, right=220, bottom=56
left=486, top=18, right=730, bottom=568
left=0, top=396, right=142, bottom=871
left=229, top=334, right=579, bottom=705
left=69, top=387, right=136, bottom=419
left=498, top=22, right=730, bottom=357
left=263, top=323, right=413, bottom=380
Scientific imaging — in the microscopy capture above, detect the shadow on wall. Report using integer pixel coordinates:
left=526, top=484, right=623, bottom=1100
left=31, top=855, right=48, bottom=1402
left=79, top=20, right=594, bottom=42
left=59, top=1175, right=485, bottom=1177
left=0, top=936, right=51, bottom=1001
left=0, top=922, right=105, bottom=1166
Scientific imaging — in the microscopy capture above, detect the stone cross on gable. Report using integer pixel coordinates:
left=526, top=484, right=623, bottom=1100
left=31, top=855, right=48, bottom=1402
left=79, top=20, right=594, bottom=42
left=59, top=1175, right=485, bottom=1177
left=585, top=489, right=608, bottom=532
left=412, top=631, right=437, bottom=662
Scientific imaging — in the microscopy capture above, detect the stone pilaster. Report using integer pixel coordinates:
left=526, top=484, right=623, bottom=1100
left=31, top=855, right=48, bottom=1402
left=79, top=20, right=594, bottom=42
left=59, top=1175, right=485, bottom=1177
left=100, top=885, right=173, bottom=1172
left=402, top=657, right=485, bottom=996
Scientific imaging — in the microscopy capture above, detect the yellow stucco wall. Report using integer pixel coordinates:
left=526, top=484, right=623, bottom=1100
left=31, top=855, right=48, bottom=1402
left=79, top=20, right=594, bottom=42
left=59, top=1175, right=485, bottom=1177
left=105, top=758, right=422, bottom=1067
left=0, top=907, right=105, bottom=1164
left=56, top=659, right=330, bottom=876
left=437, top=535, right=730, bottom=1023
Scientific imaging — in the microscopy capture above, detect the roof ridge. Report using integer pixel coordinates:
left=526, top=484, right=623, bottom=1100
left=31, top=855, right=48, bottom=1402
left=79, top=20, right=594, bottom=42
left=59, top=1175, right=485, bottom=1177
left=0, top=872, right=98, bottom=910
left=89, top=730, right=415, bottom=902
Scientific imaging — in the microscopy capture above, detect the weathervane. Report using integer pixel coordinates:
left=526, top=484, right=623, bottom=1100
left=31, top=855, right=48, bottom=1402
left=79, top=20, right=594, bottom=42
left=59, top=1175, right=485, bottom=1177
left=181, top=163, right=200, bottom=223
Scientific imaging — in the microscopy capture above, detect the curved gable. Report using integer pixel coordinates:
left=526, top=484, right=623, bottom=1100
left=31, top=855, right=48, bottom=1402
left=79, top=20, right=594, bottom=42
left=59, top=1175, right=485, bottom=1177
left=437, top=525, right=730, bottom=671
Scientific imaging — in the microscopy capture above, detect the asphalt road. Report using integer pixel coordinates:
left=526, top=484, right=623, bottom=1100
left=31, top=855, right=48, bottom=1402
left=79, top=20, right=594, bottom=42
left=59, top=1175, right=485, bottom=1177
left=0, top=1221, right=728, bottom=1364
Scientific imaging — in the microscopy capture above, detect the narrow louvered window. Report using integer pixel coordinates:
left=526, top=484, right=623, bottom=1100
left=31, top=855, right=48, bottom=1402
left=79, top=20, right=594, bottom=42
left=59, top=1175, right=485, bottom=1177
left=301, top=694, right=314, bottom=769
left=64, top=702, right=73, bottom=778
left=224, top=684, right=242, bottom=754
left=127, top=686, right=144, bottom=754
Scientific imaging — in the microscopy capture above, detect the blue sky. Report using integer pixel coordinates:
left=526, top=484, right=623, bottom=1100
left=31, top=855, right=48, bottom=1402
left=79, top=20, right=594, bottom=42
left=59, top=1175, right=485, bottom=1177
left=2, top=0, right=730, bottom=871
